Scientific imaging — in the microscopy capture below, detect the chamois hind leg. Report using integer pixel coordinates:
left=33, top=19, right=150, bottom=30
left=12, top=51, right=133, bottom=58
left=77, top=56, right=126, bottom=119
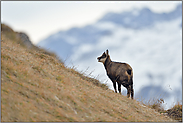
left=129, top=76, right=134, bottom=99
left=131, top=84, right=134, bottom=99
left=127, top=85, right=131, bottom=98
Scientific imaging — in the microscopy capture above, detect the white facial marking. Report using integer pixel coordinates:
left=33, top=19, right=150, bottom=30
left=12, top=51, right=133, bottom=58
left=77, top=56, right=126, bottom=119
left=99, top=57, right=107, bottom=64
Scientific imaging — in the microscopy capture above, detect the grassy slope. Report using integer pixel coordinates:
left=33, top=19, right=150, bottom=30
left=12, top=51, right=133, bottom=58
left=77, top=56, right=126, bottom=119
left=1, top=24, right=176, bottom=122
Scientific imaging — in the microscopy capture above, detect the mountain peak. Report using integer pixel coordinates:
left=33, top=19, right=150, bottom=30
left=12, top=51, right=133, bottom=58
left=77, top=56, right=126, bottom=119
left=98, top=3, right=182, bottom=29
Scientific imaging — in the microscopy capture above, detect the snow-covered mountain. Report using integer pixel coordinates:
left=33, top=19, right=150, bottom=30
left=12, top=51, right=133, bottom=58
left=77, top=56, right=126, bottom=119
left=98, top=4, right=182, bottom=29
left=37, top=3, right=182, bottom=109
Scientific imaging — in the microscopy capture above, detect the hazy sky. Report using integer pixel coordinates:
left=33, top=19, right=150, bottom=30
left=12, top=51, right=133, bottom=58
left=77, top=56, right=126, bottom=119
left=1, top=1, right=181, bottom=44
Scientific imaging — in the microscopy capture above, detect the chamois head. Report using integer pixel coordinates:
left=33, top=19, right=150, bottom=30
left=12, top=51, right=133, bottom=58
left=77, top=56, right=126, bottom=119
left=97, top=49, right=109, bottom=64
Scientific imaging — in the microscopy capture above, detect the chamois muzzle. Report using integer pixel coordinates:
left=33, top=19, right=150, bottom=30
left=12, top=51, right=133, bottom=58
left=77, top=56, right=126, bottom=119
left=97, top=57, right=100, bottom=62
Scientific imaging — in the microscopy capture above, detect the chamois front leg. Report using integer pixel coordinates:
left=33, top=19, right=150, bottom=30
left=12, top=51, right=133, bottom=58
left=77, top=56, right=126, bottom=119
left=117, top=82, right=121, bottom=94
left=112, top=82, right=117, bottom=93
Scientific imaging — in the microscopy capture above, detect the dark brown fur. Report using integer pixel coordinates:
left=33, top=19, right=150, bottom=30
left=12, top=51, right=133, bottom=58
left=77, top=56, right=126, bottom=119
left=97, top=50, right=134, bottom=99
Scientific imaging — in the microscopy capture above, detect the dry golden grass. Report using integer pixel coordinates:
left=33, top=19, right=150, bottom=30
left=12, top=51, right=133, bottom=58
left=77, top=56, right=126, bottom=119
left=1, top=24, right=177, bottom=122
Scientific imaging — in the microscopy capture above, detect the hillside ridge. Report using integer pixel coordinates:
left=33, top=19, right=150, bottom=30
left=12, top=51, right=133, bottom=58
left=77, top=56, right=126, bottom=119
left=1, top=24, right=176, bottom=122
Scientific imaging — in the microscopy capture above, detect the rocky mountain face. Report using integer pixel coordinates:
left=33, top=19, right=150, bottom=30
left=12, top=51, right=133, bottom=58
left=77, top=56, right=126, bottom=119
left=17, top=32, right=34, bottom=49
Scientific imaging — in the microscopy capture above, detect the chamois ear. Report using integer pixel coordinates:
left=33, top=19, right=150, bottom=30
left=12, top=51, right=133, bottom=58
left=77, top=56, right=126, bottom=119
left=106, top=49, right=109, bottom=55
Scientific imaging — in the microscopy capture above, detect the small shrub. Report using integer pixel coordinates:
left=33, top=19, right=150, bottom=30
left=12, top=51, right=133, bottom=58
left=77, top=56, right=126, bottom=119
left=166, top=103, right=182, bottom=122
left=143, top=97, right=182, bottom=122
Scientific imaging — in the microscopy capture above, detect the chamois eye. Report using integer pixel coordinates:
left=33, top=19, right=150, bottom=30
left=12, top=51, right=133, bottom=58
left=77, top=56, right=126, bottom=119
left=102, top=53, right=106, bottom=58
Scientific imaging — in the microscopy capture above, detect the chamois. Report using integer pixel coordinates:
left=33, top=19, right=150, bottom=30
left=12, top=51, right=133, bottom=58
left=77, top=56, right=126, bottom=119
left=97, top=49, right=134, bottom=99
